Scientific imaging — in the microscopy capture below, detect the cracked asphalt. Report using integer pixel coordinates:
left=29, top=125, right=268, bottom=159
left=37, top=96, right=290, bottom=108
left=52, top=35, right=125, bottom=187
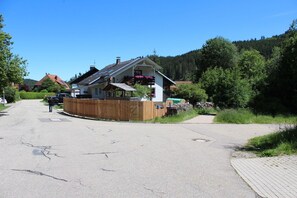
left=0, top=100, right=280, bottom=197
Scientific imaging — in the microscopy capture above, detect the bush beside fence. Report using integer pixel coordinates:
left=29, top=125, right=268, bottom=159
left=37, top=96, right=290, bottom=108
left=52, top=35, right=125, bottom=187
left=20, top=91, right=56, bottom=99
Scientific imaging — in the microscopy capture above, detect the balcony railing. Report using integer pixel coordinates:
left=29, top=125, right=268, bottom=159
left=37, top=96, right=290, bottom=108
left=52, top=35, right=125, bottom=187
left=123, top=75, right=155, bottom=85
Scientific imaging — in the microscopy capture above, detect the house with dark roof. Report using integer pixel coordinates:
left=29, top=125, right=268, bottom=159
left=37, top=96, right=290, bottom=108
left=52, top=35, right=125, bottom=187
left=34, top=73, right=70, bottom=90
left=69, top=66, right=99, bottom=97
left=71, top=57, right=175, bottom=102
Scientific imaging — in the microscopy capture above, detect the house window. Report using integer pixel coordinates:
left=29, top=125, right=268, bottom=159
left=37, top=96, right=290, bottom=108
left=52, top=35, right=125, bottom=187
left=134, top=70, right=142, bottom=76
left=95, top=88, right=99, bottom=96
left=99, top=88, right=102, bottom=94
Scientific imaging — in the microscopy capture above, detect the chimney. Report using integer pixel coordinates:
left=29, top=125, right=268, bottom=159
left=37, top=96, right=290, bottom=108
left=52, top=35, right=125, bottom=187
left=90, top=65, right=96, bottom=70
left=116, top=57, right=121, bottom=65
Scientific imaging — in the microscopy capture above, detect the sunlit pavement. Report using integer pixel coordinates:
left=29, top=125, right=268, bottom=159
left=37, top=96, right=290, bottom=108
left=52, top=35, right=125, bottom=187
left=0, top=100, right=281, bottom=197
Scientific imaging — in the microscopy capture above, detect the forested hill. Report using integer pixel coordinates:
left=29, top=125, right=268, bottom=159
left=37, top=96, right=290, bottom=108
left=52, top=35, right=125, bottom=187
left=233, top=34, right=286, bottom=58
left=152, top=32, right=286, bottom=81
left=24, top=78, right=37, bottom=90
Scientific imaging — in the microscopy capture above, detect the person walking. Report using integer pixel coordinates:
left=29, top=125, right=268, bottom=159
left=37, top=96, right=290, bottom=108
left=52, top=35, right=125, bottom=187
left=48, top=97, right=55, bottom=112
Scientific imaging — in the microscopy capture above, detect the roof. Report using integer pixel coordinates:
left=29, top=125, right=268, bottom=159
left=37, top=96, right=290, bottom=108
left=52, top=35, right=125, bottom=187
left=103, top=83, right=136, bottom=91
left=70, top=67, right=99, bottom=84
left=156, top=70, right=176, bottom=85
left=35, top=74, right=70, bottom=89
left=79, top=57, right=163, bottom=86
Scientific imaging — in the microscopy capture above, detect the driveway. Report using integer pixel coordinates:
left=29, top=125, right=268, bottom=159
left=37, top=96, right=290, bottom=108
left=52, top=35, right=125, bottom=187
left=0, top=100, right=279, bottom=197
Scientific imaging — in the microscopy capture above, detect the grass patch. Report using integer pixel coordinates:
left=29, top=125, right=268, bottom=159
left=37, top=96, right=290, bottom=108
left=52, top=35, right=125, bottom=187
left=215, top=109, right=297, bottom=124
left=245, top=126, right=297, bottom=157
left=151, top=109, right=198, bottom=123
left=196, top=107, right=217, bottom=115
left=0, top=104, right=8, bottom=112
left=54, top=104, right=63, bottom=109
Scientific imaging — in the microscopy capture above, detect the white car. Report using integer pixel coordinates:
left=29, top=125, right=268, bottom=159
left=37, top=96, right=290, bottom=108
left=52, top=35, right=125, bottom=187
left=0, top=98, right=7, bottom=104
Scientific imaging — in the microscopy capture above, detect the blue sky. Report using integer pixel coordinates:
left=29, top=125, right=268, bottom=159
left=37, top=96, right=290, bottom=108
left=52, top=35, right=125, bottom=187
left=1, top=0, right=296, bottom=81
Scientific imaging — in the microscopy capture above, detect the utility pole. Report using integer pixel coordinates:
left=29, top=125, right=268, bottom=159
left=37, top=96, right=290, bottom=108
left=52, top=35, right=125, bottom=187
left=2, top=89, right=5, bottom=106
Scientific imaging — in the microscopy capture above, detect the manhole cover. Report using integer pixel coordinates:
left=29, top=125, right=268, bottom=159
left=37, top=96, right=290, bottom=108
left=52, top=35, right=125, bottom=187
left=50, top=118, right=62, bottom=122
left=192, top=138, right=210, bottom=142
left=39, top=118, right=71, bottom=122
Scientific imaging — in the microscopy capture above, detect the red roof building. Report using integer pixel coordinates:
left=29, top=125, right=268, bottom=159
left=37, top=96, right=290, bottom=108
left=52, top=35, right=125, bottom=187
left=35, top=73, right=70, bottom=90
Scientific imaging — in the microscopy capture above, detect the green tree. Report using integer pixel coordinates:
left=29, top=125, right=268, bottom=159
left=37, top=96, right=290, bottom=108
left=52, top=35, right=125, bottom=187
left=251, top=20, right=297, bottom=114
left=0, top=15, right=27, bottom=96
left=39, top=78, right=61, bottom=93
left=133, top=84, right=151, bottom=99
left=273, top=30, right=297, bottom=113
left=198, top=37, right=238, bottom=77
left=201, top=68, right=252, bottom=108
left=238, top=49, right=266, bottom=94
left=173, top=83, right=208, bottom=105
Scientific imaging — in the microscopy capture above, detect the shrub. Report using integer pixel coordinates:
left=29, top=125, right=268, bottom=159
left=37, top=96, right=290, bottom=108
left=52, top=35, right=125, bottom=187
left=4, top=86, right=19, bottom=103
left=19, top=91, right=55, bottom=99
left=215, top=109, right=254, bottom=124
left=173, top=83, right=208, bottom=105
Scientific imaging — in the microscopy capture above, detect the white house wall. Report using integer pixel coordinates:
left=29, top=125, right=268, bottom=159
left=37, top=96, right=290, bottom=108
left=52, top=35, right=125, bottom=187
left=90, top=84, right=106, bottom=99
left=152, top=72, right=163, bottom=102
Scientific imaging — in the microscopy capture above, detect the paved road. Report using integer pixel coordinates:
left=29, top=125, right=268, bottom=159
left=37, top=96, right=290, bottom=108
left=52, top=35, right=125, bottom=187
left=0, top=100, right=279, bottom=198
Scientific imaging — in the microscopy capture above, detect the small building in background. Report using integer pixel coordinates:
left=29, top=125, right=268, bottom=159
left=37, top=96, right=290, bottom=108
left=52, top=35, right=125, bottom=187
left=34, top=73, right=70, bottom=91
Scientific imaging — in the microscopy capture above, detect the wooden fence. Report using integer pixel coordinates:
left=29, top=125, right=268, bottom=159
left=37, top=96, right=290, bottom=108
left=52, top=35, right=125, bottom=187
left=63, top=98, right=167, bottom=121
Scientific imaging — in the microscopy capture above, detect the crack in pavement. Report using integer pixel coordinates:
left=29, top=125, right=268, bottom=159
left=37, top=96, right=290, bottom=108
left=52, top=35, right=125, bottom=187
left=21, top=140, right=64, bottom=160
left=100, top=168, right=116, bottom=172
left=111, top=140, right=119, bottom=144
left=143, top=185, right=166, bottom=197
left=86, top=126, right=95, bottom=132
left=11, top=169, right=68, bottom=182
left=82, top=152, right=117, bottom=158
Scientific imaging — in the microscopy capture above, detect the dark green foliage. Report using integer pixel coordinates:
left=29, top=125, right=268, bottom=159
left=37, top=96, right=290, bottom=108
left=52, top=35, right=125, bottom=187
left=275, top=32, right=297, bottom=113
left=233, top=34, right=285, bottom=59
left=23, top=79, right=37, bottom=90
left=148, top=49, right=200, bottom=81
left=38, top=78, right=63, bottom=93
left=201, top=68, right=252, bottom=108
left=245, top=126, right=297, bottom=156
left=198, top=37, right=238, bottom=74
left=254, top=24, right=297, bottom=114
left=172, top=83, right=208, bottom=105
left=4, top=86, right=19, bottom=103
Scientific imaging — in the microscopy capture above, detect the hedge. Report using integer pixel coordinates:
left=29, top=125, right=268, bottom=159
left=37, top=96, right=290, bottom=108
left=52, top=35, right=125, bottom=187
left=19, top=91, right=56, bottom=99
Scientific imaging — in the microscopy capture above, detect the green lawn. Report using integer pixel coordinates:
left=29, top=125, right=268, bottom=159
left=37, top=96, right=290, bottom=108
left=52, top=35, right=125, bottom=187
left=245, top=126, right=297, bottom=157
left=215, top=109, right=297, bottom=124
left=0, top=104, right=8, bottom=112
left=151, top=109, right=199, bottom=123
